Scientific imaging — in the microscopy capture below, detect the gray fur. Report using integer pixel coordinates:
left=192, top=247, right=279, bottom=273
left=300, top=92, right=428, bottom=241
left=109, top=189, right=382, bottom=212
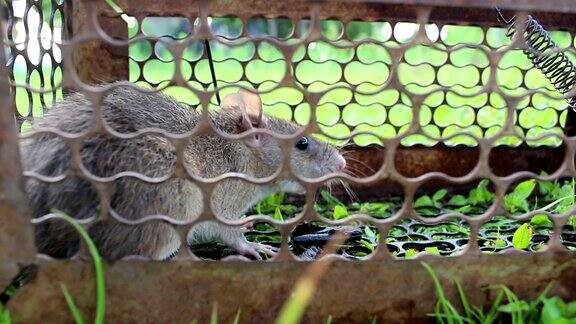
left=20, top=83, right=345, bottom=260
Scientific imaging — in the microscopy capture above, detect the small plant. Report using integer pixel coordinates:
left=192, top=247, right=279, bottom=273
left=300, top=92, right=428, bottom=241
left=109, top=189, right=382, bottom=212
left=414, top=189, right=448, bottom=216
left=360, top=226, right=379, bottom=252
left=318, top=190, right=350, bottom=220
left=255, top=193, right=298, bottom=217
left=468, top=179, right=495, bottom=206
left=422, top=262, right=576, bottom=323
left=356, top=202, right=393, bottom=218
left=512, top=223, right=534, bottom=250
left=504, top=179, right=536, bottom=214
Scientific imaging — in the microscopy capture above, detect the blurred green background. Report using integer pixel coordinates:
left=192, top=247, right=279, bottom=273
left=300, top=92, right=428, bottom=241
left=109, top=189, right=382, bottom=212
left=10, top=0, right=575, bottom=147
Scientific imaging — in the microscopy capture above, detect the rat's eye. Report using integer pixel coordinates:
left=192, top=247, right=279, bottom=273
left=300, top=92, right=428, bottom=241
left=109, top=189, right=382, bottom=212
left=295, top=136, right=309, bottom=150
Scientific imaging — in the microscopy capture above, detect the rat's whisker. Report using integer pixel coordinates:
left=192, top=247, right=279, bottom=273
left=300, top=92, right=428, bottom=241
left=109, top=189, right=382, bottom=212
left=344, top=165, right=369, bottom=178
left=343, top=156, right=377, bottom=174
left=339, top=179, right=358, bottom=202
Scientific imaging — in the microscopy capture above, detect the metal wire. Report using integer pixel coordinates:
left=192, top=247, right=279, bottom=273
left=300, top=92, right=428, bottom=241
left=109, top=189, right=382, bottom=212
left=204, top=38, right=221, bottom=104
left=496, top=7, right=576, bottom=112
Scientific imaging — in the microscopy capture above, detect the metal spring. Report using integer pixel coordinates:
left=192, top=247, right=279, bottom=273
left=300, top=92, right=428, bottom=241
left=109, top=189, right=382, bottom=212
left=496, top=8, right=576, bottom=111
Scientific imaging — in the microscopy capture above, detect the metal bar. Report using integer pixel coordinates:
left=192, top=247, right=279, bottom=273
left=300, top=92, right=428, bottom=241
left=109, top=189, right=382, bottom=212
left=340, top=145, right=566, bottom=198
left=7, top=252, right=576, bottom=323
left=0, top=9, right=36, bottom=289
left=112, top=0, right=576, bottom=29
left=69, top=1, right=129, bottom=87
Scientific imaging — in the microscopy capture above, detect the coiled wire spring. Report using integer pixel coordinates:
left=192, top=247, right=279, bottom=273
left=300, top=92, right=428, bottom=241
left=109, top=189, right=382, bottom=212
left=496, top=8, right=576, bottom=112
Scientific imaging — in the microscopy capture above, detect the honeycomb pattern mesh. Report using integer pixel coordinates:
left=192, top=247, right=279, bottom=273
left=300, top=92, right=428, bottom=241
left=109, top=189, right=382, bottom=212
left=127, top=16, right=573, bottom=147
left=3, top=0, right=576, bottom=261
left=6, top=0, right=64, bottom=131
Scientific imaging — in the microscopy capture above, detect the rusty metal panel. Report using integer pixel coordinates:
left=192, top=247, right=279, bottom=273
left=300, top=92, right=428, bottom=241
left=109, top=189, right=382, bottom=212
left=7, top=253, right=576, bottom=323
left=112, top=0, right=576, bottom=29
left=67, top=0, right=129, bottom=87
left=341, top=144, right=566, bottom=197
left=0, top=10, right=35, bottom=289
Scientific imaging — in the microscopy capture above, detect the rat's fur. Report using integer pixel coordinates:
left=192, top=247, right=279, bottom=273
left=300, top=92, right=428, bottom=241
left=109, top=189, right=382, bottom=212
left=21, top=84, right=345, bottom=260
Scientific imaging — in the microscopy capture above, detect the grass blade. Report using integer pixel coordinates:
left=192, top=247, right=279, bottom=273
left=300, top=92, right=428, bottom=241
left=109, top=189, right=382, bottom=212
left=0, top=303, right=11, bottom=324
left=275, top=232, right=347, bottom=324
left=483, top=289, right=505, bottom=324
left=232, top=308, right=241, bottom=324
left=421, top=262, right=468, bottom=324
left=52, top=210, right=105, bottom=324
left=61, top=284, right=85, bottom=324
left=454, top=279, right=473, bottom=318
left=211, top=303, right=218, bottom=324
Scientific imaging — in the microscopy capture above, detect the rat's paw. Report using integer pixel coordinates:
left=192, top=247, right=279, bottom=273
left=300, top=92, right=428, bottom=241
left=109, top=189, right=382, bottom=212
left=233, top=241, right=278, bottom=260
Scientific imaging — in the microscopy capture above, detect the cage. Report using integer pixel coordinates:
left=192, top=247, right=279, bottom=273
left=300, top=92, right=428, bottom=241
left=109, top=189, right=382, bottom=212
left=1, top=0, right=576, bottom=322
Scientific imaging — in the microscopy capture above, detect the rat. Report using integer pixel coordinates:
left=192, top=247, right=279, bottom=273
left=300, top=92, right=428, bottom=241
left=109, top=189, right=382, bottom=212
left=20, top=83, right=346, bottom=261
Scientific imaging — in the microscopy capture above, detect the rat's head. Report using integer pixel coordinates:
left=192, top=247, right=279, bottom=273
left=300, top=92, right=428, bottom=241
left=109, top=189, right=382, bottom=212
left=220, top=89, right=346, bottom=189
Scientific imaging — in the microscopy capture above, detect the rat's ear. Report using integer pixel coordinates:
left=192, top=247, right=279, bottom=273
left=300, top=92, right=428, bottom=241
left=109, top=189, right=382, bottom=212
left=220, top=89, right=267, bottom=148
left=238, top=89, right=262, bottom=119
left=220, top=92, right=245, bottom=110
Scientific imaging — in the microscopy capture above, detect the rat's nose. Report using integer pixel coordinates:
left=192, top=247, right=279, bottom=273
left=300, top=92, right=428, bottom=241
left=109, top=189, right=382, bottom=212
left=336, top=155, right=346, bottom=171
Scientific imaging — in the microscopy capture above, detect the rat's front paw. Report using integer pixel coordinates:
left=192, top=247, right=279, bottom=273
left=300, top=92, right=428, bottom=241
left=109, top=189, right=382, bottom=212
left=233, top=241, right=278, bottom=260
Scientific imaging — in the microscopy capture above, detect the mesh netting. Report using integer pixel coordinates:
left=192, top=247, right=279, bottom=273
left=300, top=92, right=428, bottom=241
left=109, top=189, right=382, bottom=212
left=4, top=1, right=576, bottom=261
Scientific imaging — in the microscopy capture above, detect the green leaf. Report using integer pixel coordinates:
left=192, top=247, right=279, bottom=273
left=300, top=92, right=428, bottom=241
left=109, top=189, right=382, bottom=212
left=360, top=239, right=375, bottom=252
left=332, top=205, right=348, bottom=220
left=270, top=193, right=285, bottom=206
left=512, top=223, right=533, bottom=249
left=432, top=189, right=448, bottom=203
left=363, top=226, right=378, bottom=242
left=425, top=246, right=441, bottom=255
left=498, top=300, right=529, bottom=313
left=405, top=249, right=418, bottom=258
left=273, top=207, right=284, bottom=221
left=279, top=204, right=298, bottom=215
left=469, top=179, right=495, bottom=205
left=485, top=238, right=508, bottom=248
left=538, top=178, right=556, bottom=197
left=448, top=195, right=468, bottom=206
left=530, top=214, right=552, bottom=226
left=513, top=179, right=536, bottom=200
left=565, top=300, right=576, bottom=318
left=414, top=195, right=435, bottom=208
left=360, top=202, right=392, bottom=217
left=321, top=190, right=344, bottom=209
left=504, top=180, right=536, bottom=213
left=503, top=180, right=536, bottom=213
left=454, top=205, right=472, bottom=214
left=541, top=297, right=570, bottom=324
left=494, top=238, right=507, bottom=248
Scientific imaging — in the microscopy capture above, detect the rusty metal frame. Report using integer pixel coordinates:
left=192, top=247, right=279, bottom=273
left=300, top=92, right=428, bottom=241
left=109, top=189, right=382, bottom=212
left=2, top=0, right=576, bottom=322
left=7, top=253, right=576, bottom=323
left=0, top=7, right=35, bottom=290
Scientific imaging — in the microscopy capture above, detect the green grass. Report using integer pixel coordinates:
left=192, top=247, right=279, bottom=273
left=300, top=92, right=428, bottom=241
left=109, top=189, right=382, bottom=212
left=0, top=303, right=10, bottom=324
left=51, top=210, right=106, bottom=324
left=422, top=261, right=576, bottom=323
